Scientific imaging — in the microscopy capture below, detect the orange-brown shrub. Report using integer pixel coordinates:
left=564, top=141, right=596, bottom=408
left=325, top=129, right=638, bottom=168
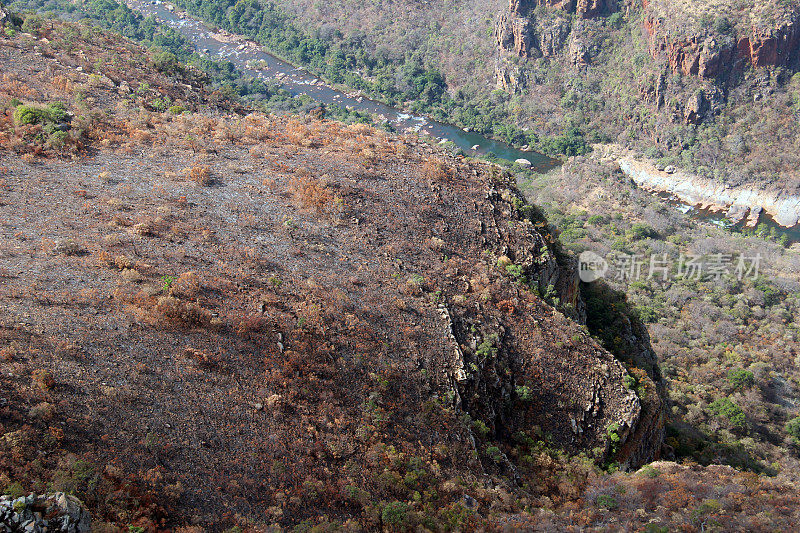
left=50, top=75, right=74, bottom=96
left=169, top=271, right=201, bottom=299
left=289, top=172, right=335, bottom=213
left=186, top=165, right=212, bottom=186
left=423, top=159, right=450, bottom=182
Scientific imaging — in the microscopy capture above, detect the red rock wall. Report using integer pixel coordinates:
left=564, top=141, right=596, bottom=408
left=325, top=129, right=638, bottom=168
left=644, top=6, right=800, bottom=77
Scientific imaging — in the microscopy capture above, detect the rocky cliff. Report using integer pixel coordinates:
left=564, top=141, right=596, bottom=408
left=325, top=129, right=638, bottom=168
left=495, top=1, right=586, bottom=91
left=497, top=0, right=800, bottom=85
left=496, top=0, right=600, bottom=60
left=643, top=0, right=800, bottom=78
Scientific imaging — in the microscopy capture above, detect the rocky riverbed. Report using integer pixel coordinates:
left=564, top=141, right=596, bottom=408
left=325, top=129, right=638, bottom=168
left=597, top=144, right=800, bottom=228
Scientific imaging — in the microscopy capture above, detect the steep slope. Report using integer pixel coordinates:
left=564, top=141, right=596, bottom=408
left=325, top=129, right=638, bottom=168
left=0, top=20, right=663, bottom=529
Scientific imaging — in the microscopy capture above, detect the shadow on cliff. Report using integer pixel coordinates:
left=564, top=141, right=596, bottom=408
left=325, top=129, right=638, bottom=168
left=581, top=279, right=668, bottom=466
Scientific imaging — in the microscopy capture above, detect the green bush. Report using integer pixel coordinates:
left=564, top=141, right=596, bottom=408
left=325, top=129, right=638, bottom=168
left=472, top=419, right=490, bottom=437
left=607, top=422, right=621, bottom=444
left=623, top=374, right=637, bottom=390
left=505, top=263, right=525, bottom=281
left=595, top=494, right=618, bottom=509
left=13, top=104, right=48, bottom=126
left=714, top=17, right=733, bottom=35
left=381, top=501, right=408, bottom=528
left=13, top=102, right=68, bottom=126
left=786, top=416, right=800, bottom=443
left=606, top=12, right=624, bottom=29
left=626, top=223, right=657, bottom=241
left=486, top=445, right=503, bottom=462
left=152, top=50, right=179, bottom=73
left=709, top=398, right=747, bottom=431
left=515, top=385, right=533, bottom=401
left=727, top=368, right=755, bottom=390
left=636, top=306, right=659, bottom=323
left=20, top=13, right=44, bottom=34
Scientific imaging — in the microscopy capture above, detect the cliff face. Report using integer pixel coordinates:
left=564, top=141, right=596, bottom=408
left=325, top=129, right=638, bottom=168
left=643, top=1, right=800, bottom=78
left=495, top=2, right=579, bottom=90
left=500, top=0, right=800, bottom=78
left=440, top=178, right=663, bottom=467
left=496, top=0, right=607, bottom=60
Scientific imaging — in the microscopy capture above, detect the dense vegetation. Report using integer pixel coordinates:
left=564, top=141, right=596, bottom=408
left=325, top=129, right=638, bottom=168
left=522, top=159, right=800, bottom=478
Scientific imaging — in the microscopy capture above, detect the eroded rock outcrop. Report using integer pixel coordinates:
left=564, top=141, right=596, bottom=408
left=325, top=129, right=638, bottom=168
left=496, top=4, right=575, bottom=59
left=0, top=493, right=91, bottom=533
left=644, top=2, right=800, bottom=78
left=495, top=0, right=608, bottom=88
left=599, top=143, right=800, bottom=227
left=437, top=174, right=665, bottom=469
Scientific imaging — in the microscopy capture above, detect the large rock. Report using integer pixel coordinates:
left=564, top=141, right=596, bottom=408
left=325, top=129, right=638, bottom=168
left=0, top=492, right=91, bottom=533
left=536, top=16, right=572, bottom=57
left=495, top=59, right=527, bottom=92
left=495, top=12, right=535, bottom=57
left=496, top=0, right=593, bottom=65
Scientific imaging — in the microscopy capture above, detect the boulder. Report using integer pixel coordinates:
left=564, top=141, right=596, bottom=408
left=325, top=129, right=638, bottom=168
left=0, top=492, right=91, bottom=533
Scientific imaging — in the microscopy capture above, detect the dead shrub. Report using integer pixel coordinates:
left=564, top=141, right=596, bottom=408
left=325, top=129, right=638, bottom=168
left=50, top=75, right=74, bottom=96
left=0, top=346, right=16, bottom=361
left=182, top=347, right=218, bottom=369
left=289, top=173, right=335, bottom=214
left=170, top=271, right=201, bottom=299
left=154, top=296, right=211, bottom=328
left=423, top=159, right=450, bottom=182
left=32, top=369, right=55, bottom=391
left=95, top=250, right=114, bottom=267
left=185, top=165, right=212, bottom=186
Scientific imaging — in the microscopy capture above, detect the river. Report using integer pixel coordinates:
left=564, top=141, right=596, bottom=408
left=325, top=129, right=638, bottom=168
left=125, top=0, right=558, bottom=172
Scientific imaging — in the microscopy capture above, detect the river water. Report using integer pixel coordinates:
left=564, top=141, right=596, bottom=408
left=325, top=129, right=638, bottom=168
left=125, top=0, right=558, bottom=172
